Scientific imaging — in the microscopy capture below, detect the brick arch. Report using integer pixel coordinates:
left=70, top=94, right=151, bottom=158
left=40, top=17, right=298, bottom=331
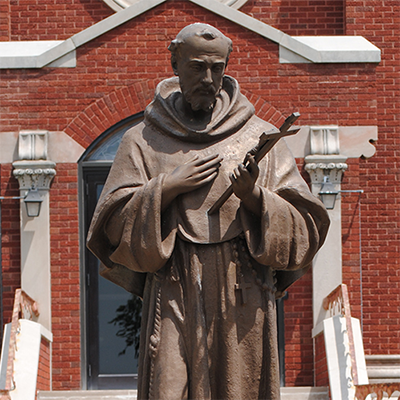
left=65, top=79, right=159, bottom=148
left=65, top=82, right=287, bottom=149
left=240, top=89, right=286, bottom=128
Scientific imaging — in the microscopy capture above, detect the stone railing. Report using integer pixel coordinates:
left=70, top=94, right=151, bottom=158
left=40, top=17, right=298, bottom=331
left=0, top=289, right=39, bottom=400
left=323, top=284, right=400, bottom=400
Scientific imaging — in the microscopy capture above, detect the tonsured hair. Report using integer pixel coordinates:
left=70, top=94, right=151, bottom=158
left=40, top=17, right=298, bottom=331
left=168, top=23, right=233, bottom=70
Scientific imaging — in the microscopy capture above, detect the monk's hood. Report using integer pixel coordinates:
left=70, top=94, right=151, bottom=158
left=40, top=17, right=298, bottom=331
left=145, top=76, right=255, bottom=143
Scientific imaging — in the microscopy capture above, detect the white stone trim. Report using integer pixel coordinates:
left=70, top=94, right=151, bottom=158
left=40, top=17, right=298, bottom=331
left=18, top=130, right=49, bottom=160
left=280, top=36, right=381, bottom=64
left=284, top=125, right=377, bottom=159
left=0, top=131, right=85, bottom=163
left=12, top=154, right=56, bottom=331
left=366, top=355, right=400, bottom=383
left=0, top=0, right=381, bottom=69
left=323, top=316, right=368, bottom=400
left=0, top=125, right=375, bottom=163
left=13, top=161, right=56, bottom=190
left=10, top=320, right=53, bottom=400
left=0, top=0, right=167, bottom=69
left=37, top=387, right=331, bottom=400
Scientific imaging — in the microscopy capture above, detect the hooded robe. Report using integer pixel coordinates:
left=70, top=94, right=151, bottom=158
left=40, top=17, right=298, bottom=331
left=87, top=76, right=330, bottom=400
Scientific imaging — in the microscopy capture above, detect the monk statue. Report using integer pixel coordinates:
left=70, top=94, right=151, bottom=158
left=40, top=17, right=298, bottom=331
left=87, top=23, right=330, bottom=400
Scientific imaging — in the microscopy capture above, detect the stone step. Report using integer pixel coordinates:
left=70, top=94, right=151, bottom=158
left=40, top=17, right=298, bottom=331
left=281, top=387, right=329, bottom=399
left=38, top=387, right=330, bottom=400
left=37, top=390, right=138, bottom=400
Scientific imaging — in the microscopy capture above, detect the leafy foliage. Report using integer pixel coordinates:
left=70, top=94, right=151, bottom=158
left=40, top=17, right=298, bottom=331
left=109, top=294, right=142, bottom=357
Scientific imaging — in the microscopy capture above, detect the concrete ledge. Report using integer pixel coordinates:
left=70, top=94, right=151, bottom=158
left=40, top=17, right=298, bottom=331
left=366, top=355, right=400, bottom=384
left=38, top=387, right=330, bottom=400
left=0, top=41, right=69, bottom=69
left=280, top=36, right=381, bottom=64
left=281, top=387, right=329, bottom=399
left=38, top=390, right=138, bottom=400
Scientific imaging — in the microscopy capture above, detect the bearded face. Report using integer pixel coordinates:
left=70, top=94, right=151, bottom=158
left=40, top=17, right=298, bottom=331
left=174, top=36, right=228, bottom=112
left=179, top=76, right=220, bottom=112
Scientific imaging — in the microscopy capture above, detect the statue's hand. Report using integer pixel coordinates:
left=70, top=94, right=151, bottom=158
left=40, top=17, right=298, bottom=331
left=230, top=155, right=262, bottom=216
left=162, top=154, right=223, bottom=210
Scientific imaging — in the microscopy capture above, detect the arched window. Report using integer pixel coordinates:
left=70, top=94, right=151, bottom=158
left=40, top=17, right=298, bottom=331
left=79, top=112, right=143, bottom=390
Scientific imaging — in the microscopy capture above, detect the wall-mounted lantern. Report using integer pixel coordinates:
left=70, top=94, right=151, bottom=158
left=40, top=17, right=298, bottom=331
left=319, top=176, right=339, bottom=210
left=24, top=188, right=43, bottom=218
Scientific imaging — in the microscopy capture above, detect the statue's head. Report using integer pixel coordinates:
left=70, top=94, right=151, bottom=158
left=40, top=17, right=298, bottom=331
left=168, top=23, right=233, bottom=112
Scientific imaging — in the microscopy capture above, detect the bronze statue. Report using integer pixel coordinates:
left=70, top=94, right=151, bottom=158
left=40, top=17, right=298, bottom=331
left=87, top=23, right=329, bottom=400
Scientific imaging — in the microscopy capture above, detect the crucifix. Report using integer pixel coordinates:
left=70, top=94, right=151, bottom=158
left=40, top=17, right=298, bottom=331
left=208, top=112, right=301, bottom=215
left=235, top=278, right=252, bottom=305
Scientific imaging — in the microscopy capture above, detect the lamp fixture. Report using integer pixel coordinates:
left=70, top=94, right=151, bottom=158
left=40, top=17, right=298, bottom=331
left=319, top=176, right=339, bottom=210
left=24, top=188, right=43, bottom=217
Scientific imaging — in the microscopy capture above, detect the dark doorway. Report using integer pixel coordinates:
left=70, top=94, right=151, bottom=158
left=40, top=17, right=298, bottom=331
left=80, top=113, right=144, bottom=390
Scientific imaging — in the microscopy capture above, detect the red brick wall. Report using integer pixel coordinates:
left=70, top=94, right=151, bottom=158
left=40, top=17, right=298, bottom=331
left=342, top=158, right=363, bottom=321
left=0, top=0, right=398, bottom=390
left=0, top=165, right=21, bottom=326
left=314, top=333, right=328, bottom=387
left=284, top=270, right=314, bottom=386
left=241, top=0, right=345, bottom=35
left=36, top=337, right=52, bottom=393
left=9, top=0, right=112, bottom=41
left=343, top=0, right=400, bottom=355
left=0, top=0, right=10, bottom=41
left=50, top=164, right=81, bottom=390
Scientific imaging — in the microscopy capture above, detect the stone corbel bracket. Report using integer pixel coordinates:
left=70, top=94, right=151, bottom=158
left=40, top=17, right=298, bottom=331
left=305, top=156, right=348, bottom=186
left=304, top=125, right=349, bottom=187
left=13, top=160, right=56, bottom=191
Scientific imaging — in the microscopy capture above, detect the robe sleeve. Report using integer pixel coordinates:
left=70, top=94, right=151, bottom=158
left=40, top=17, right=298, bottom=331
left=86, top=128, right=178, bottom=296
left=240, top=139, right=329, bottom=291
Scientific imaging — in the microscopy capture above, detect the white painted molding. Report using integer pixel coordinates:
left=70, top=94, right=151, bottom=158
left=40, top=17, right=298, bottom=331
left=0, top=0, right=381, bottom=69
